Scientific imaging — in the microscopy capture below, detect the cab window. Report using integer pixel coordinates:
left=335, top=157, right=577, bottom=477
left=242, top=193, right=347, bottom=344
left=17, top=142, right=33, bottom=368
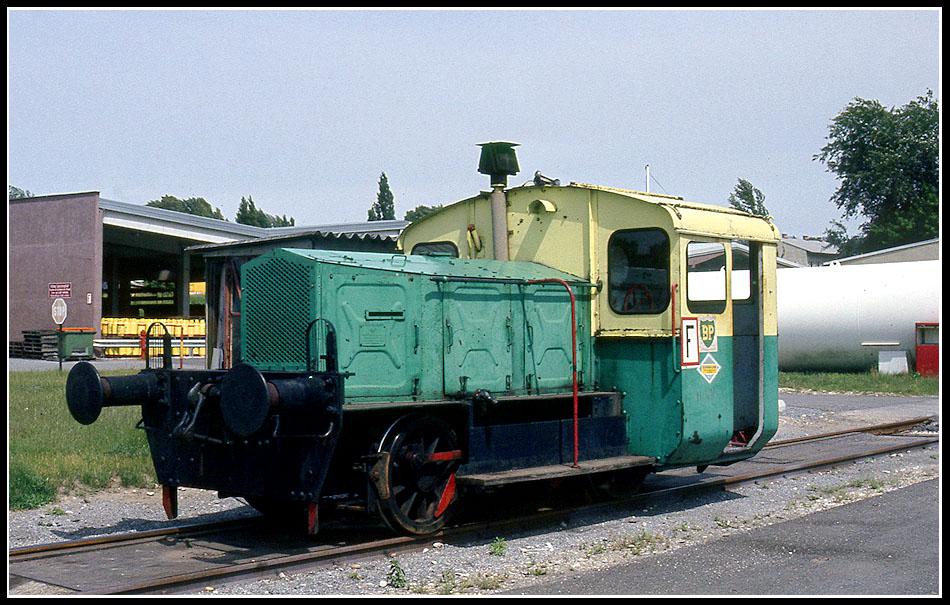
left=411, top=241, right=459, bottom=257
left=686, top=241, right=727, bottom=314
left=607, top=229, right=670, bottom=315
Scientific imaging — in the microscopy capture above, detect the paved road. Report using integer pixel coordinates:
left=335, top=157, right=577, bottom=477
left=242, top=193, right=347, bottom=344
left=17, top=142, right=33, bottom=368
left=781, top=391, right=938, bottom=414
left=506, top=479, right=939, bottom=595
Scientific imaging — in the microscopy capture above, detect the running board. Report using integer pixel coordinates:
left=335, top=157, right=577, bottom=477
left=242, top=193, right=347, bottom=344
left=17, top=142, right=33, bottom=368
left=457, top=455, right=654, bottom=488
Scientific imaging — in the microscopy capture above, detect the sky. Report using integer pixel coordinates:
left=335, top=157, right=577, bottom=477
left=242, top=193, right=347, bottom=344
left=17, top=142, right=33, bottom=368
left=7, top=9, right=940, bottom=237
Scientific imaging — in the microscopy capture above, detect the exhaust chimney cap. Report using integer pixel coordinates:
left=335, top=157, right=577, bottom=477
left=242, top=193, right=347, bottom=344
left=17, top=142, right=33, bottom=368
left=477, top=141, right=520, bottom=187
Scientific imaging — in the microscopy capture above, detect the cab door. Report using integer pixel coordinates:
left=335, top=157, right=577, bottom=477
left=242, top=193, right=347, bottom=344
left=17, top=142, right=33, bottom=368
left=677, top=240, right=735, bottom=460
left=731, top=241, right=763, bottom=439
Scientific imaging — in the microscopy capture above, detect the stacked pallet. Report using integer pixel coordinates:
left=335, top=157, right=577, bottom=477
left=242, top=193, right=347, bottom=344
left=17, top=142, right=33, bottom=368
left=21, top=330, right=59, bottom=360
left=9, top=341, right=25, bottom=358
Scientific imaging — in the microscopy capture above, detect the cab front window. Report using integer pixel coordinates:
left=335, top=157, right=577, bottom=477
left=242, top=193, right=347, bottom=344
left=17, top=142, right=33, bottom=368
left=607, top=229, right=670, bottom=315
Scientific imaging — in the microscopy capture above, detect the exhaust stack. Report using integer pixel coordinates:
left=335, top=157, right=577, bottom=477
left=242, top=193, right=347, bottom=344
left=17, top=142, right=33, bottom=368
left=477, top=142, right=520, bottom=261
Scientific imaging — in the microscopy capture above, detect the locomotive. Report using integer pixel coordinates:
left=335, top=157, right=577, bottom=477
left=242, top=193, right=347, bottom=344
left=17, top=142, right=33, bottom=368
left=65, top=143, right=780, bottom=535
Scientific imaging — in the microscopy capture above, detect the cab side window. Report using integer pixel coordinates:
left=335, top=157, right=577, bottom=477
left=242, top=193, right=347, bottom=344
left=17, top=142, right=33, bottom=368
left=686, top=241, right=727, bottom=314
left=607, top=229, right=670, bottom=315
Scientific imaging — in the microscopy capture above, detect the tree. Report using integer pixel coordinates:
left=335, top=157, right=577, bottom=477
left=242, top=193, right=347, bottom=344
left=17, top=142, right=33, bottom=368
left=404, top=204, right=443, bottom=222
left=8, top=185, right=33, bottom=199
left=814, top=91, right=938, bottom=254
left=728, top=179, right=770, bottom=217
left=368, top=172, right=396, bottom=221
left=147, top=195, right=225, bottom=220
left=235, top=195, right=295, bottom=228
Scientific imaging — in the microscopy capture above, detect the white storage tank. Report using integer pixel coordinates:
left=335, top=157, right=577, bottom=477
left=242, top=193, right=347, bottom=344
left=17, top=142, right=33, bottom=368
left=777, top=260, right=940, bottom=371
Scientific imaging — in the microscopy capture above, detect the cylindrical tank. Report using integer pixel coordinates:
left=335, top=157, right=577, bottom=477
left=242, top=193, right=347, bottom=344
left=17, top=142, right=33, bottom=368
left=777, top=260, right=940, bottom=371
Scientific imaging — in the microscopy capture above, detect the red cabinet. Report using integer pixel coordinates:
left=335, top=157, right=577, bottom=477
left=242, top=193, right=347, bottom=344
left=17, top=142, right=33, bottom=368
left=915, top=322, right=939, bottom=377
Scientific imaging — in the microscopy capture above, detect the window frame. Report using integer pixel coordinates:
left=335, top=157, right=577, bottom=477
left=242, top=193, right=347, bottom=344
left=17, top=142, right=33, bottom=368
left=410, top=241, right=459, bottom=258
left=685, top=240, right=728, bottom=315
left=606, top=227, right=671, bottom=316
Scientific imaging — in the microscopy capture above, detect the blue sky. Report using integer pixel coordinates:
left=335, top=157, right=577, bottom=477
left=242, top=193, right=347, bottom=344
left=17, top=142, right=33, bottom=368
left=7, top=9, right=940, bottom=236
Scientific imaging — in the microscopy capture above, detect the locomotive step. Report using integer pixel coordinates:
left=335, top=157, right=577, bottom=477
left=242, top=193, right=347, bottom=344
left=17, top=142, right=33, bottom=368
left=457, top=455, right=654, bottom=488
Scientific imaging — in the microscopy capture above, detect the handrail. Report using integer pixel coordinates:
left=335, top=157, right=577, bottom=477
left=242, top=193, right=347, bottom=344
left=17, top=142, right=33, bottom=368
left=429, top=275, right=596, bottom=289
left=304, top=318, right=339, bottom=374
left=671, top=283, right=680, bottom=375
left=524, top=278, right=580, bottom=469
left=144, top=322, right=173, bottom=370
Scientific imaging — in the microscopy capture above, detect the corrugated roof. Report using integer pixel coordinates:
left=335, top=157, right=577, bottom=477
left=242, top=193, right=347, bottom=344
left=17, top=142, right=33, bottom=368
left=99, top=197, right=408, bottom=242
left=780, top=237, right=838, bottom=254
left=99, top=197, right=263, bottom=237
left=185, top=227, right=399, bottom=252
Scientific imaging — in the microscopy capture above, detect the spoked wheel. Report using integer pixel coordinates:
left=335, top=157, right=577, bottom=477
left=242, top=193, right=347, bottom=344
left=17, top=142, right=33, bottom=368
left=376, top=415, right=462, bottom=535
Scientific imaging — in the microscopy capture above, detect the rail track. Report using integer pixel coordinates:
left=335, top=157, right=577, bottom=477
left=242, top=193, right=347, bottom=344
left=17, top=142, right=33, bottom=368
left=9, top=416, right=938, bottom=595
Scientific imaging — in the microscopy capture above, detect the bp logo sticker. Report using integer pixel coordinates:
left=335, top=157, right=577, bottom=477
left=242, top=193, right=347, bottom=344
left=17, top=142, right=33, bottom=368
left=697, top=353, right=721, bottom=384
left=699, top=317, right=718, bottom=352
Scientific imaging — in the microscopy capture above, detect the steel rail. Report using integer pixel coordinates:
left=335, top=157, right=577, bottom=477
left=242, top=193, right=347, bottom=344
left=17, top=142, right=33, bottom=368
left=9, top=517, right=258, bottom=560
left=111, top=428, right=938, bottom=595
left=764, top=415, right=936, bottom=449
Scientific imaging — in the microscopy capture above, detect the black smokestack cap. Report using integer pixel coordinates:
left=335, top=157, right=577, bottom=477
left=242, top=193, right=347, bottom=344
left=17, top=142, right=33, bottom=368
left=477, top=142, right=520, bottom=187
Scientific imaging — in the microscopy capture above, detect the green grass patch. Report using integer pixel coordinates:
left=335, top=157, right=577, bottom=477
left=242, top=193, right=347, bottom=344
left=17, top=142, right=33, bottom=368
left=488, top=536, right=508, bottom=556
left=779, top=371, right=938, bottom=396
left=9, top=370, right=155, bottom=510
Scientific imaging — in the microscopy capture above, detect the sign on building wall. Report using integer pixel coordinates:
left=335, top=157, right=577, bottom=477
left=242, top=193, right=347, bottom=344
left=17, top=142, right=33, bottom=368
left=51, top=298, right=68, bottom=325
left=49, top=282, right=72, bottom=298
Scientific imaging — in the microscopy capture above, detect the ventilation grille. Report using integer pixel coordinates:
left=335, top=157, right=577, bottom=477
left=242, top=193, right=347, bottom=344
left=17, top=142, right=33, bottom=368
left=242, top=255, right=315, bottom=370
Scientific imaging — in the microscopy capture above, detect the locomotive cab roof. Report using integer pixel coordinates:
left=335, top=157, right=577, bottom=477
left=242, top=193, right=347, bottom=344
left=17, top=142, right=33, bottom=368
left=398, top=181, right=780, bottom=259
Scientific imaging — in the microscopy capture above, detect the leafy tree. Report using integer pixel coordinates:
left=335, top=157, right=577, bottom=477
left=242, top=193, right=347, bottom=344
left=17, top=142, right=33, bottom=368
left=404, top=204, right=443, bottom=222
left=815, top=91, right=938, bottom=253
left=368, top=172, right=396, bottom=221
left=235, top=195, right=294, bottom=228
left=8, top=185, right=33, bottom=199
left=147, top=195, right=225, bottom=220
left=728, top=179, right=770, bottom=217
left=823, top=220, right=865, bottom=259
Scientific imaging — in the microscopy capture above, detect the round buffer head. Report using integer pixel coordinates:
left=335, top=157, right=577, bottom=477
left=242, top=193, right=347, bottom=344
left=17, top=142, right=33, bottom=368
left=66, top=361, right=106, bottom=425
left=220, top=363, right=271, bottom=437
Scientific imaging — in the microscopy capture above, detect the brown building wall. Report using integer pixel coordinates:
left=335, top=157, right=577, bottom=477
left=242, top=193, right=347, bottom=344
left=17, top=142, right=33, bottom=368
left=9, top=192, right=103, bottom=338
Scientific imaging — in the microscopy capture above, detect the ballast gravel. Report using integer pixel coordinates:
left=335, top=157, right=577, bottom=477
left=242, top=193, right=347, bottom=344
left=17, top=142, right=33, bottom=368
left=9, top=393, right=938, bottom=596
left=197, top=444, right=938, bottom=596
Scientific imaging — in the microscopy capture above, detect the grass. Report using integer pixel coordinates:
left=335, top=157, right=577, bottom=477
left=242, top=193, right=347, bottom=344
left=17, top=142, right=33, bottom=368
left=613, top=530, right=666, bottom=555
left=808, top=477, right=891, bottom=503
left=488, top=536, right=508, bottom=557
left=9, top=369, right=155, bottom=510
left=387, top=558, right=407, bottom=589
left=779, top=371, right=938, bottom=396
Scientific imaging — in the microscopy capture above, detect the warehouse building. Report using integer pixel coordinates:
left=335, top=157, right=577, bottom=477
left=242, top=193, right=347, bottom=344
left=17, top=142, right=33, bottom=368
left=8, top=191, right=406, bottom=346
left=823, top=237, right=939, bottom=266
left=777, top=235, right=839, bottom=266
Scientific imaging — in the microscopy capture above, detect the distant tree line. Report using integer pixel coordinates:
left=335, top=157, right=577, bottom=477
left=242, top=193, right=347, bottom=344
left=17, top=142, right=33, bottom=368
left=145, top=194, right=294, bottom=228
left=367, top=171, right=443, bottom=223
left=8, top=185, right=32, bottom=199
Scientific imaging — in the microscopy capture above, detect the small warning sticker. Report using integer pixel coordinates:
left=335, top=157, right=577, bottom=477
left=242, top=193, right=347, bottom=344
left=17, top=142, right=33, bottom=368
left=697, top=353, right=721, bottom=384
